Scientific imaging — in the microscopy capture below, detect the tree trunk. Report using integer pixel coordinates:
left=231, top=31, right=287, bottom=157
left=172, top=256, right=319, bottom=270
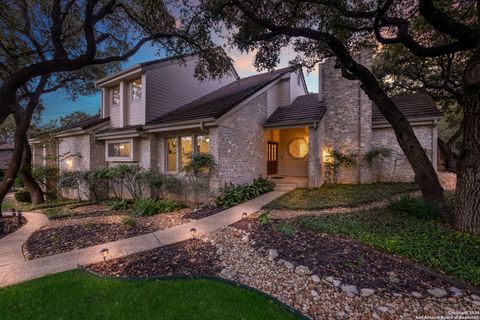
left=454, top=55, right=480, bottom=233
left=438, top=138, right=457, bottom=172
left=21, top=140, right=44, bottom=205
left=0, top=116, right=29, bottom=217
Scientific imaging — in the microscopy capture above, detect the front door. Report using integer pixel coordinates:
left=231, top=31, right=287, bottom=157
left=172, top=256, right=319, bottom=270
left=267, top=142, right=278, bottom=175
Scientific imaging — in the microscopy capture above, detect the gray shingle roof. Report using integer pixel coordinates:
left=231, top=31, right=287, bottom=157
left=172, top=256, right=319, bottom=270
left=147, top=67, right=294, bottom=125
left=373, top=93, right=442, bottom=122
left=264, top=94, right=326, bottom=127
left=57, top=115, right=109, bottom=132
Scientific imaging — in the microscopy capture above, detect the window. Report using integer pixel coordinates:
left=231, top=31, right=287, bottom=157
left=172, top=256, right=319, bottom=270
left=196, top=135, right=210, bottom=154
left=107, top=141, right=130, bottom=158
left=166, top=138, right=177, bottom=172
left=165, top=135, right=210, bottom=172
left=131, top=78, right=142, bottom=101
left=288, top=138, right=309, bottom=159
left=112, top=86, right=120, bottom=105
left=181, top=136, right=193, bottom=168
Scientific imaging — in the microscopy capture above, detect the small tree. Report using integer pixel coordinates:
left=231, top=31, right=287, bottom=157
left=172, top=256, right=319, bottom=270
left=182, top=154, right=215, bottom=205
left=365, top=148, right=393, bottom=183
left=58, top=171, right=84, bottom=200
left=323, top=150, right=358, bottom=184
left=82, top=168, right=110, bottom=202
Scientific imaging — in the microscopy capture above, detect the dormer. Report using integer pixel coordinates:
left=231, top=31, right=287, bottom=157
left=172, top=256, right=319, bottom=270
left=96, top=55, right=239, bottom=129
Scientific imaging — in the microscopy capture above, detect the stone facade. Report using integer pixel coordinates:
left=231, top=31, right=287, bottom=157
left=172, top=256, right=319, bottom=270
left=322, top=50, right=373, bottom=184
left=371, top=124, right=438, bottom=182
left=209, top=92, right=269, bottom=191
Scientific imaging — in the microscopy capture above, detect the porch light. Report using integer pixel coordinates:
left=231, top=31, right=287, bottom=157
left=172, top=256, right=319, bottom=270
left=190, top=227, right=197, bottom=238
left=100, top=248, right=109, bottom=261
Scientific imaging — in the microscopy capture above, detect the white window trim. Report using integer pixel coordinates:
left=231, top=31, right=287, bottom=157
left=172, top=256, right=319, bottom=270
left=165, top=134, right=209, bottom=173
left=106, top=139, right=134, bottom=162
left=130, top=78, right=142, bottom=102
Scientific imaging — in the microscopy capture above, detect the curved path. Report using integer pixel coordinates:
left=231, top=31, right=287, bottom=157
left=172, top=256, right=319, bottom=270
left=0, top=190, right=289, bottom=288
left=0, top=212, right=49, bottom=266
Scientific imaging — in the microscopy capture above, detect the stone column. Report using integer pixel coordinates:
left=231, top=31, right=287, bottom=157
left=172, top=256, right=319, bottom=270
left=308, top=126, right=321, bottom=188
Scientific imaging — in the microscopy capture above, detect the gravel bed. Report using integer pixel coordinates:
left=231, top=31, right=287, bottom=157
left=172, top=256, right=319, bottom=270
left=207, top=224, right=479, bottom=319
left=0, top=216, right=27, bottom=238
left=87, top=239, right=220, bottom=277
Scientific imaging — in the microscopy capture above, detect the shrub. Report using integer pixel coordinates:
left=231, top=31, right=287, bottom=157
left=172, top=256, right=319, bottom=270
left=388, top=195, right=442, bottom=220
left=15, top=190, right=31, bottom=203
left=215, top=176, right=274, bottom=209
left=45, top=208, right=73, bottom=219
left=131, top=199, right=187, bottom=217
left=183, top=154, right=215, bottom=205
left=258, top=211, right=271, bottom=225
left=109, top=199, right=130, bottom=211
left=365, top=147, right=393, bottom=182
left=323, top=150, right=358, bottom=184
left=121, top=216, right=137, bottom=229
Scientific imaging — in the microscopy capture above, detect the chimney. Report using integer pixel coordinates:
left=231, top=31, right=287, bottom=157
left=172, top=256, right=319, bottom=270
left=318, top=61, right=325, bottom=102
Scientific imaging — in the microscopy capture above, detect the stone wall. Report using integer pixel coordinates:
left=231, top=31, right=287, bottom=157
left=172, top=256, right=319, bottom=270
left=322, top=49, right=373, bottom=184
left=210, top=92, right=269, bottom=191
left=371, top=124, right=437, bottom=182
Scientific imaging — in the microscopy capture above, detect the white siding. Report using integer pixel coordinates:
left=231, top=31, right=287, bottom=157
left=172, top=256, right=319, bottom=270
left=289, top=71, right=307, bottom=103
left=110, top=104, right=121, bottom=127
left=145, top=58, right=237, bottom=122
left=266, top=82, right=281, bottom=117
left=278, top=79, right=290, bottom=106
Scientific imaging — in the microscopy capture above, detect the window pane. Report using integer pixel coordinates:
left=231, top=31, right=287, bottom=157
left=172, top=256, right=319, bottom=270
left=196, top=135, right=209, bottom=154
left=108, top=142, right=130, bottom=158
left=112, top=86, right=120, bottom=104
left=181, top=136, right=193, bottom=168
left=131, top=78, right=142, bottom=101
left=166, top=138, right=177, bottom=172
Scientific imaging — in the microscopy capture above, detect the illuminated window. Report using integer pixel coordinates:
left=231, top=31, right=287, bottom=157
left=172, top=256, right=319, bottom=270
left=112, top=86, right=120, bottom=104
left=107, top=142, right=130, bottom=158
left=181, top=136, right=193, bottom=168
left=196, top=135, right=210, bottom=154
left=131, top=78, right=142, bottom=101
left=288, top=138, right=309, bottom=159
left=166, top=138, right=177, bottom=172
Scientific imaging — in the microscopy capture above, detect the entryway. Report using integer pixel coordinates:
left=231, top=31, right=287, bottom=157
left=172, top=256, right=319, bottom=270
left=267, top=141, right=278, bottom=175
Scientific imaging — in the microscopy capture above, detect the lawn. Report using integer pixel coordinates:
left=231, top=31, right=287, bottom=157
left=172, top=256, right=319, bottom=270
left=297, top=209, right=480, bottom=286
left=265, top=183, right=418, bottom=210
left=0, top=270, right=301, bottom=320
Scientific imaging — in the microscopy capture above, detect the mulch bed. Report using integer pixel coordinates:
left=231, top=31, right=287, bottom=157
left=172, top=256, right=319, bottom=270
left=232, top=219, right=451, bottom=294
left=87, top=239, right=220, bottom=277
left=24, top=222, right=159, bottom=260
left=0, top=216, right=27, bottom=238
left=182, top=205, right=223, bottom=220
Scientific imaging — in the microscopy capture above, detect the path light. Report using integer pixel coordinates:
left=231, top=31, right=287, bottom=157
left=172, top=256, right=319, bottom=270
left=0, top=219, right=4, bottom=236
left=100, top=248, right=109, bottom=261
left=11, top=208, right=16, bottom=217
left=190, top=227, right=197, bottom=238
left=242, top=212, right=248, bottom=219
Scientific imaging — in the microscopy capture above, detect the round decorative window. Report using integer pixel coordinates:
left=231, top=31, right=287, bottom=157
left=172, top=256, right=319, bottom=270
left=288, top=138, right=309, bottom=159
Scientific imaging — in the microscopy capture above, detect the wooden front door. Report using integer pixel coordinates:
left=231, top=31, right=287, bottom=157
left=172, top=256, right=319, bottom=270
left=267, top=142, right=278, bottom=175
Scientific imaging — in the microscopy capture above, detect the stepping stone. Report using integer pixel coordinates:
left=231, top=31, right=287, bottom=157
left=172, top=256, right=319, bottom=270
left=427, top=288, right=448, bottom=298
left=310, top=275, right=321, bottom=283
left=341, top=285, right=358, bottom=297
left=360, top=288, right=375, bottom=297
left=411, top=291, right=423, bottom=298
left=267, top=249, right=278, bottom=261
left=294, top=265, right=312, bottom=276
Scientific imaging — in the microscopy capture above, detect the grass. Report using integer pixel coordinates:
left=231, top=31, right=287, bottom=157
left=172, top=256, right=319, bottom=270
left=297, top=209, right=480, bottom=286
left=265, top=183, right=418, bottom=210
left=0, top=270, right=300, bottom=320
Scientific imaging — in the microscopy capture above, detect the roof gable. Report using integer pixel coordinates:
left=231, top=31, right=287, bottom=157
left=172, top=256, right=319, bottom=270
left=373, top=93, right=442, bottom=122
left=264, top=94, right=326, bottom=127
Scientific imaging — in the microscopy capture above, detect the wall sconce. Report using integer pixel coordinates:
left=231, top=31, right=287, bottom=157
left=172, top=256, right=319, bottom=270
left=323, top=147, right=333, bottom=164
left=190, top=227, right=197, bottom=238
left=100, top=248, right=109, bottom=261
left=65, top=157, right=73, bottom=170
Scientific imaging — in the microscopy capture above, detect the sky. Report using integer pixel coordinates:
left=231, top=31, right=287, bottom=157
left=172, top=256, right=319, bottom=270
left=40, top=43, right=319, bottom=123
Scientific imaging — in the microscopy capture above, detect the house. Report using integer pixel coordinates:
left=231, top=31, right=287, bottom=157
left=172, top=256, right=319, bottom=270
left=31, top=51, right=442, bottom=200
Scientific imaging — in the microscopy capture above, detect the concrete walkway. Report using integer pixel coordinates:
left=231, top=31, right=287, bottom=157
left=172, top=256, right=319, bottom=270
left=0, top=190, right=289, bottom=288
left=0, top=211, right=49, bottom=266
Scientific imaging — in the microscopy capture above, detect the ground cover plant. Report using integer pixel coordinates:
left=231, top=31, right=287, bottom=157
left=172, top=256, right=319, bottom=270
left=297, top=204, right=480, bottom=286
left=265, top=183, right=418, bottom=210
left=131, top=199, right=187, bottom=217
left=216, top=176, right=274, bottom=209
left=0, top=270, right=299, bottom=320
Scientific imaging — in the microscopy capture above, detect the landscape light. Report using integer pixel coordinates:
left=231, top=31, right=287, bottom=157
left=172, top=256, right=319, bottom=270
left=242, top=212, right=248, bottom=219
left=100, top=248, right=109, bottom=261
left=190, top=227, right=197, bottom=238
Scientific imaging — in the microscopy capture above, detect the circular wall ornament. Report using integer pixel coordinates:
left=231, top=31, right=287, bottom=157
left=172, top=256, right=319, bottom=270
left=288, top=138, right=309, bottom=159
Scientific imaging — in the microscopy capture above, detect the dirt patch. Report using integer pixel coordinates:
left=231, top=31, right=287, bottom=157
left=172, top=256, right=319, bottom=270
left=182, top=205, right=223, bottom=220
left=232, top=219, right=451, bottom=294
left=87, top=239, right=220, bottom=277
left=0, top=216, right=27, bottom=238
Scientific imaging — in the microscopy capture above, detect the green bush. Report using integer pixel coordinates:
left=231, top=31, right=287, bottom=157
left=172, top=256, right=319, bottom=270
left=121, top=216, right=137, bottom=229
left=15, top=190, right=31, bottom=203
left=45, top=208, right=74, bottom=219
left=388, top=195, right=442, bottom=220
left=215, top=176, right=274, bottom=209
left=131, top=199, right=187, bottom=217
left=109, top=199, right=130, bottom=211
